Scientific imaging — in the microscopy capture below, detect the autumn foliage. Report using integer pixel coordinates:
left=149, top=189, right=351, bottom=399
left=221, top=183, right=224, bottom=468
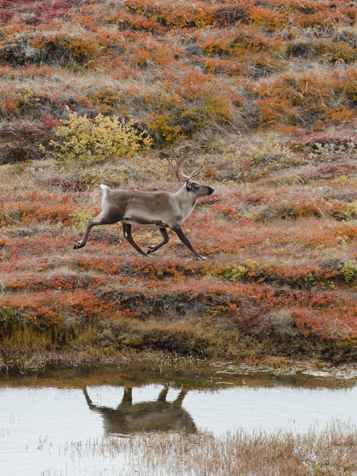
left=3, top=137, right=357, bottom=359
left=1, top=0, right=357, bottom=155
left=2, top=0, right=357, bottom=366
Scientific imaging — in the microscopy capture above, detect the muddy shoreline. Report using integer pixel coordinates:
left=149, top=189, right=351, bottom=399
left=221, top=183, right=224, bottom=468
left=2, top=345, right=357, bottom=383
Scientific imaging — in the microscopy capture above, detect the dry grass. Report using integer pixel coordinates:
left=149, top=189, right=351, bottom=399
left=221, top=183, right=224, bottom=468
left=2, top=1, right=357, bottom=371
left=2, top=144, right=357, bottom=371
left=40, top=423, right=357, bottom=476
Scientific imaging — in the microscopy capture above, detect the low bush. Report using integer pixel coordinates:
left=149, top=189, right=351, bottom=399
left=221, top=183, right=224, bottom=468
left=40, top=110, right=152, bottom=165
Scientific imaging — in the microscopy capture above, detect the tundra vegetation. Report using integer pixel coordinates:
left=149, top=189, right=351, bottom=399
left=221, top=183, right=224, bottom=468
left=46, top=423, right=357, bottom=476
left=2, top=0, right=357, bottom=373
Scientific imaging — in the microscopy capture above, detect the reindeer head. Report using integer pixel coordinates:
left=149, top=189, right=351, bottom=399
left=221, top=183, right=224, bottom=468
left=168, top=150, right=214, bottom=197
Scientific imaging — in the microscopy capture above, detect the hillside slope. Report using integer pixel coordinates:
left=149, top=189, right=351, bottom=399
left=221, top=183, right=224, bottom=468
left=1, top=1, right=357, bottom=371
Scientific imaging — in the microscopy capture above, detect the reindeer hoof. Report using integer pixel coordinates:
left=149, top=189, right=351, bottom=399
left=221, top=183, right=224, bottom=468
left=73, top=242, right=83, bottom=249
left=147, top=246, right=155, bottom=254
left=196, top=255, right=207, bottom=261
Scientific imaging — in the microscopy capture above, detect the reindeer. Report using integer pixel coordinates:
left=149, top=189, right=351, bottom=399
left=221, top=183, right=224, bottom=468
left=73, top=151, right=214, bottom=260
left=83, top=386, right=196, bottom=435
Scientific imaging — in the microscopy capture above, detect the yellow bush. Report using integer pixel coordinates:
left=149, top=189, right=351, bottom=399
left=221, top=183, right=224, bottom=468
left=71, top=208, right=96, bottom=228
left=40, top=110, right=152, bottom=165
left=340, top=261, right=357, bottom=283
left=145, top=112, right=191, bottom=143
left=143, top=91, right=203, bottom=143
left=225, top=265, right=247, bottom=282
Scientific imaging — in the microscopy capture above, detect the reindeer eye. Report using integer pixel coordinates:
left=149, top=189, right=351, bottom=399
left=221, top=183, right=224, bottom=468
left=195, top=185, right=199, bottom=189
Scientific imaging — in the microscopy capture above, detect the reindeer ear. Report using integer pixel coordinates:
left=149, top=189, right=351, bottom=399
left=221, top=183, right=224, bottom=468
left=186, top=182, right=192, bottom=191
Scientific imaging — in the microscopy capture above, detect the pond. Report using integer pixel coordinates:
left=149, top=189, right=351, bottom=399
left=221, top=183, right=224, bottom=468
left=1, top=363, right=356, bottom=476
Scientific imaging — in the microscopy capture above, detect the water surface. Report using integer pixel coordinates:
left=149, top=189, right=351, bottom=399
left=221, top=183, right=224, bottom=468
left=1, top=365, right=356, bottom=475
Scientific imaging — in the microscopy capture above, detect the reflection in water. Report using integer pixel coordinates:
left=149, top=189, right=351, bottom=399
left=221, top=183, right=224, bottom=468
left=1, top=369, right=357, bottom=476
left=83, top=386, right=197, bottom=435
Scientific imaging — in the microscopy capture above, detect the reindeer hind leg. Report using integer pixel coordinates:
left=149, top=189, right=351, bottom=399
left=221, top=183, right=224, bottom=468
left=147, top=228, right=169, bottom=255
left=73, top=212, right=114, bottom=249
left=122, top=223, right=148, bottom=257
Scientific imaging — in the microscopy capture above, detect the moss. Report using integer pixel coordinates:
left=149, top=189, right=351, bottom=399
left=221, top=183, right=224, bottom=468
left=119, top=336, right=144, bottom=349
left=0, top=34, right=101, bottom=69
left=284, top=40, right=357, bottom=64
left=0, top=35, right=41, bottom=66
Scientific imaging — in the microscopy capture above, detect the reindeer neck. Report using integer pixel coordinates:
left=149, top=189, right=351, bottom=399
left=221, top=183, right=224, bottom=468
left=173, top=184, right=197, bottom=218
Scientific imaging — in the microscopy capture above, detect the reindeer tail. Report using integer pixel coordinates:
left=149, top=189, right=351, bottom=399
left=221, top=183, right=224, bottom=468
left=100, top=184, right=110, bottom=199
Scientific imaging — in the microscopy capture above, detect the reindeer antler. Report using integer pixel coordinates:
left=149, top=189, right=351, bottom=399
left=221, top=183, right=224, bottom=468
left=167, top=150, right=203, bottom=183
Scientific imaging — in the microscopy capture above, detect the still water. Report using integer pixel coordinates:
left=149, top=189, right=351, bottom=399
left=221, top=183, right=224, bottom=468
left=1, top=365, right=356, bottom=475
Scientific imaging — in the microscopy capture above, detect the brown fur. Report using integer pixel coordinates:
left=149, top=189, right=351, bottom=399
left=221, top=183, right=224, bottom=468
left=73, top=181, right=214, bottom=260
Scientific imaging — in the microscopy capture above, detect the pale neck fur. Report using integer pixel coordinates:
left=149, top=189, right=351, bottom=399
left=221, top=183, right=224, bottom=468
left=172, top=185, right=197, bottom=220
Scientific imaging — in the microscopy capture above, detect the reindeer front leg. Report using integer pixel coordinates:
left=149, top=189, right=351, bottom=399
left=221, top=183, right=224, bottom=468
left=171, top=225, right=206, bottom=260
